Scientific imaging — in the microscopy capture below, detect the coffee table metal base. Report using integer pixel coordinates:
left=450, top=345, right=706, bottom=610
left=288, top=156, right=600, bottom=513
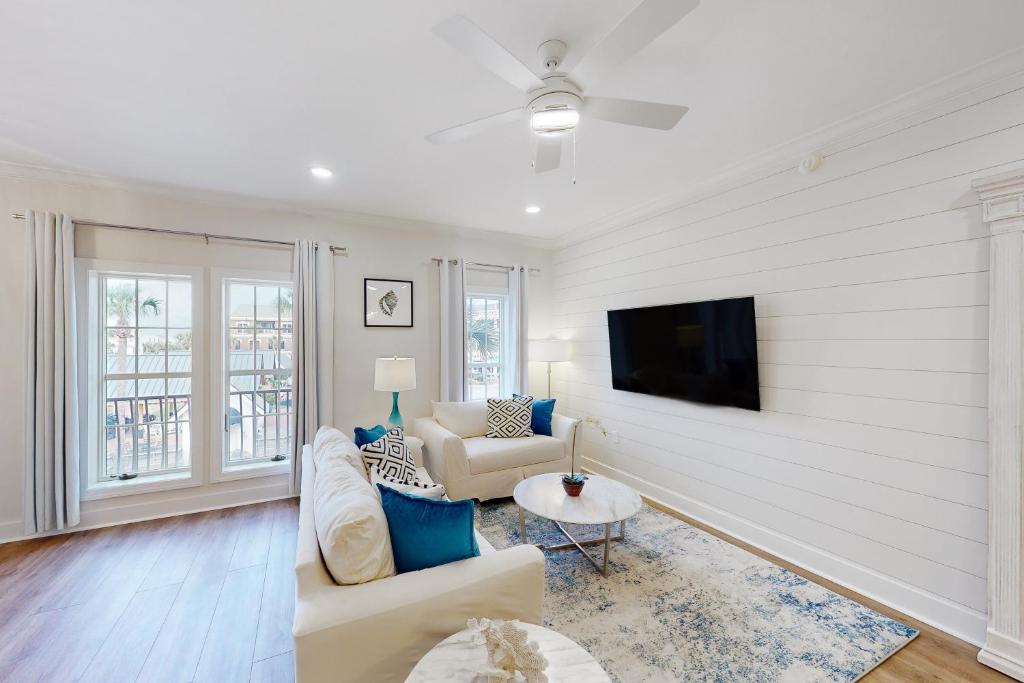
left=518, top=506, right=626, bottom=576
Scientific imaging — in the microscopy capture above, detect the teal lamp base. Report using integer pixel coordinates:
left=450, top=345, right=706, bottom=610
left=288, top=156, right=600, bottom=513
left=387, top=391, right=403, bottom=429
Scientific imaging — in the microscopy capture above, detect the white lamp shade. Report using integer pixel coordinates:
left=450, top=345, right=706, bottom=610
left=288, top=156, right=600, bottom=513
left=529, top=338, right=572, bottom=363
left=374, top=357, right=416, bottom=391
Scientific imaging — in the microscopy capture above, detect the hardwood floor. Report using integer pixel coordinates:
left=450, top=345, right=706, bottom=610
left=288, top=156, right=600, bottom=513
left=0, top=497, right=1007, bottom=682
left=0, top=500, right=298, bottom=683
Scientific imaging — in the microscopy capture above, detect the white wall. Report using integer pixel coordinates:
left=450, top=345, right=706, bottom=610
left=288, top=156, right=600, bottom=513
left=0, top=171, right=552, bottom=540
left=551, top=74, right=1024, bottom=644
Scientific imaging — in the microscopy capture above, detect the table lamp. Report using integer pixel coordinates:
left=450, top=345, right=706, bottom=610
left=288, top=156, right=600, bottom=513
left=375, top=356, right=416, bottom=428
left=528, top=339, right=571, bottom=399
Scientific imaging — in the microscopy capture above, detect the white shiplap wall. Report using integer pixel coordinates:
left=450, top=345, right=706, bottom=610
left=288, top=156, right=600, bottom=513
left=551, top=75, right=1024, bottom=644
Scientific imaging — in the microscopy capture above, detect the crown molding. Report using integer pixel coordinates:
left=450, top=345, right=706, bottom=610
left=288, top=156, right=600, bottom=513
left=0, top=159, right=553, bottom=250
left=553, top=45, right=1024, bottom=250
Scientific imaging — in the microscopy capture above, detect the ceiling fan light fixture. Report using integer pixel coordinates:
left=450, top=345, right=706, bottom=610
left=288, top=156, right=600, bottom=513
left=530, top=106, right=580, bottom=134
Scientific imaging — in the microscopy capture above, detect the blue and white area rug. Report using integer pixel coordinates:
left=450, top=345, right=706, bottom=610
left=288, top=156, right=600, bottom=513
left=476, top=500, right=917, bottom=682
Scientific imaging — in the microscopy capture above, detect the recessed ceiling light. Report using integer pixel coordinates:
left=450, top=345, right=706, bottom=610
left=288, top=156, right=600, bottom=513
left=310, top=166, right=333, bottom=178
left=525, top=205, right=541, bottom=214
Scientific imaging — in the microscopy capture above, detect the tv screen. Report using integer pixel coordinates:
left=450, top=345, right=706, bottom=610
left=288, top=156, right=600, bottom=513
left=607, top=297, right=760, bottom=411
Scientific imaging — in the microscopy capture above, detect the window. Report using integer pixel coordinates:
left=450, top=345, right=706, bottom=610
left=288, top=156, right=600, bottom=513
left=222, top=280, right=294, bottom=469
left=466, top=293, right=506, bottom=399
left=98, top=273, right=194, bottom=480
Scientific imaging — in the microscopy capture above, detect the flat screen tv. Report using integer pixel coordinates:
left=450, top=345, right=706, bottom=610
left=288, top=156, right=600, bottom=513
left=607, top=296, right=760, bottom=411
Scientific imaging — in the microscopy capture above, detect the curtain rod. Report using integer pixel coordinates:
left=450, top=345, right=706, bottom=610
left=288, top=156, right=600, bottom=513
left=432, top=257, right=540, bottom=274
left=11, top=213, right=348, bottom=255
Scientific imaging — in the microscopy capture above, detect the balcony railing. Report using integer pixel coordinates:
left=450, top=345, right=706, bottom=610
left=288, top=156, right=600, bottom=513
left=105, top=395, right=191, bottom=477
left=226, top=388, right=293, bottom=463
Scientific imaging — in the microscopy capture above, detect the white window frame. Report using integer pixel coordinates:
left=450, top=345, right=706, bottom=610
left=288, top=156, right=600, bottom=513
left=209, top=268, right=293, bottom=483
left=465, top=286, right=510, bottom=400
left=78, top=259, right=205, bottom=500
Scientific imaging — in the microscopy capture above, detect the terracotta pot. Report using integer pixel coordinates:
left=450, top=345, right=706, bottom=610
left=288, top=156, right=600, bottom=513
left=562, top=479, right=585, bottom=497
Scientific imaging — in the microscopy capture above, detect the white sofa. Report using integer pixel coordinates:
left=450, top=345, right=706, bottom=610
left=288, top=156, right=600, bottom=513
left=293, top=432, right=545, bottom=683
left=413, top=401, right=579, bottom=502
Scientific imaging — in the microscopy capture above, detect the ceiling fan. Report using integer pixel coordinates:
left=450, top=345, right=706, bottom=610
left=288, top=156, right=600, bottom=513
left=425, top=0, right=699, bottom=174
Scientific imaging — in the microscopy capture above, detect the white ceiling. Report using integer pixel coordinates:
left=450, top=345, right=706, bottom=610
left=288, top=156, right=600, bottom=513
left=3, top=0, right=1023, bottom=239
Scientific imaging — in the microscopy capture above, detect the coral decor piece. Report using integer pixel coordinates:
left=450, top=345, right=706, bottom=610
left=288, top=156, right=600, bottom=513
left=467, top=618, right=549, bottom=683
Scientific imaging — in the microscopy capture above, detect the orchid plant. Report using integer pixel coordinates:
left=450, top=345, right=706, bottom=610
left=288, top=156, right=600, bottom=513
left=563, top=415, right=605, bottom=485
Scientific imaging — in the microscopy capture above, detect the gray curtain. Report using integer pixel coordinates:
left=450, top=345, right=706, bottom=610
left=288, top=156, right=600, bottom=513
left=508, top=264, right=530, bottom=395
left=439, top=257, right=466, bottom=401
left=24, top=211, right=80, bottom=534
left=290, top=240, right=334, bottom=495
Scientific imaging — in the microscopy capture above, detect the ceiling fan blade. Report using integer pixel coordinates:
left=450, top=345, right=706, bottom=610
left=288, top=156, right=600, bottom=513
left=586, top=97, right=688, bottom=130
left=533, top=134, right=562, bottom=173
left=569, top=0, right=700, bottom=91
left=433, top=15, right=546, bottom=93
left=425, top=107, right=523, bottom=145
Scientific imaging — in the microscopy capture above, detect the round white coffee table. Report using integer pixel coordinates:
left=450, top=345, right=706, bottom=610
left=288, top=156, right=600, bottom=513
left=405, top=622, right=609, bottom=682
left=513, top=473, right=642, bottom=576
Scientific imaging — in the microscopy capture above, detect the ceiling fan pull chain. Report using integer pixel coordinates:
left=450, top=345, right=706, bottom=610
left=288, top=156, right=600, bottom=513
left=572, top=128, right=577, bottom=185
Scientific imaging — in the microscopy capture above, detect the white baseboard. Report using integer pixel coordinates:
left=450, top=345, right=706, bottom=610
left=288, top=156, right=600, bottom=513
left=0, top=519, right=25, bottom=540
left=979, top=631, right=1024, bottom=681
left=0, top=481, right=294, bottom=545
left=582, top=457, right=988, bottom=647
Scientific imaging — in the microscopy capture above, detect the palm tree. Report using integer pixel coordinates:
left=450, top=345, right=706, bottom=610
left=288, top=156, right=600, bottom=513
left=276, top=289, right=293, bottom=318
left=107, top=283, right=161, bottom=325
left=468, top=318, right=498, bottom=360
left=107, top=283, right=161, bottom=413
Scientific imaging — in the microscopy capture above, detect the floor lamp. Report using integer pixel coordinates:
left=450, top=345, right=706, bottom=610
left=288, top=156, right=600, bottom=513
left=529, top=339, right=571, bottom=399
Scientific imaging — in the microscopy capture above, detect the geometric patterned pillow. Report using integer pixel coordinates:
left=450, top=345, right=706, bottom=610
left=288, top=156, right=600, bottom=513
left=369, top=465, right=446, bottom=500
left=485, top=396, right=534, bottom=438
left=359, top=426, right=416, bottom=484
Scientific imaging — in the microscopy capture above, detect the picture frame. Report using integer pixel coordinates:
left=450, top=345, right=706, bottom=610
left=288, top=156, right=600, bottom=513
left=364, top=278, right=414, bottom=327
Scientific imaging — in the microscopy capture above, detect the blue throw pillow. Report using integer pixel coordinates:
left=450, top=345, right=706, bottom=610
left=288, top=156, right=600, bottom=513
left=353, top=424, right=387, bottom=448
left=514, top=394, right=556, bottom=436
left=377, top=484, right=480, bottom=573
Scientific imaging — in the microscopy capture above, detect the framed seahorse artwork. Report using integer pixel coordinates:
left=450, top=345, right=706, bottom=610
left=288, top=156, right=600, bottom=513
left=364, top=278, right=413, bottom=327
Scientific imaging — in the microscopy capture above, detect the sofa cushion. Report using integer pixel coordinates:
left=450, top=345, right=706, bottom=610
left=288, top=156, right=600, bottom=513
left=464, top=435, right=565, bottom=475
left=485, top=396, right=534, bottom=438
left=359, top=426, right=417, bottom=484
left=370, top=465, right=446, bottom=500
left=313, top=457, right=395, bottom=585
left=378, top=485, right=480, bottom=573
left=405, top=435, right=425, bottom=468
left=313, top=425, right=367, bottom=479
left=432, top=400, right=488, bottom=438
left=475, top=531, right=495, bottom=554
left=353, top=424, right=387, bottom=448
left=514, top=394, right=556, bottom=436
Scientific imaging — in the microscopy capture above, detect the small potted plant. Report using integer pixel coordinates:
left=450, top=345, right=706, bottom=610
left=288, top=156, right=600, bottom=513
left=561, top=415, right=604, bottom=496
left=562, top=472, right=587, bottom=497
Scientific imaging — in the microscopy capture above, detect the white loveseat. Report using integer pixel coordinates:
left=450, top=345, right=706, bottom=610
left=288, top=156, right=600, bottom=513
left=413, top=400, right=579, bottom=501
left=293, top=430, right=545, bottom=683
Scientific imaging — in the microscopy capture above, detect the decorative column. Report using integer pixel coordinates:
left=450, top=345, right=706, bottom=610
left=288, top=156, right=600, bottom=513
left=976, top=169, right=1024, bottom=680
